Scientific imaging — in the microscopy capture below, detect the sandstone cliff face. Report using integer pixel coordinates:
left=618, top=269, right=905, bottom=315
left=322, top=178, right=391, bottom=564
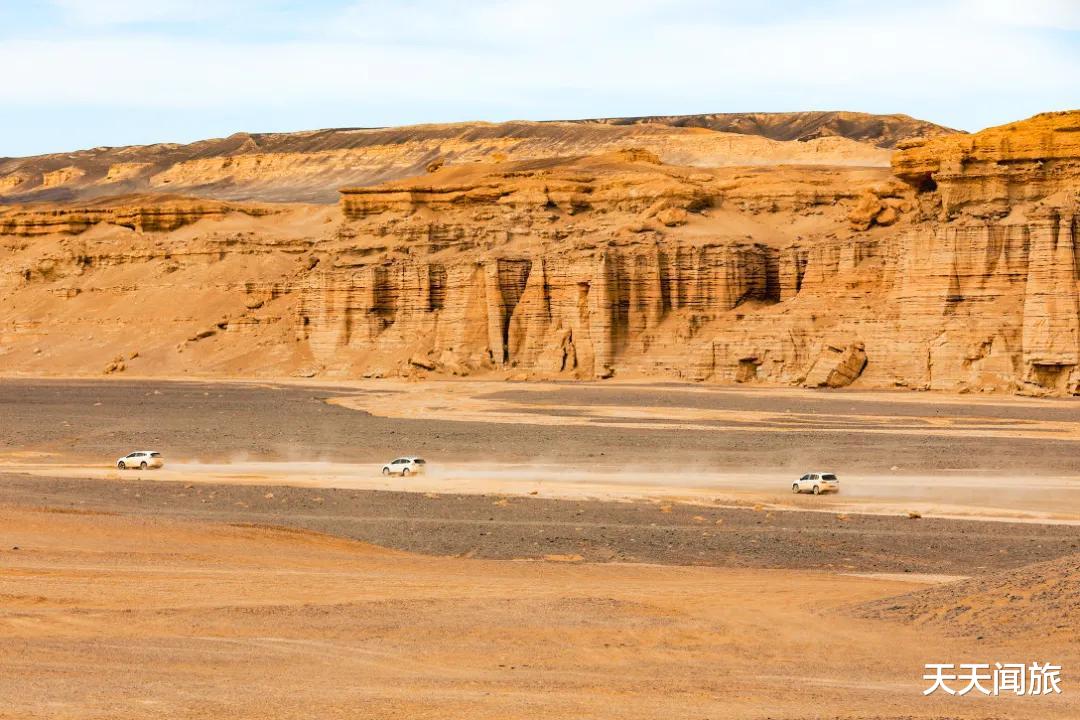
left=300, top=155, right=893, bottom=382
left=0, top=111, right=1076, bottom=394
left=703, top=216, right=1078, bottom=394
left=288, top=163, right=1078, bottom=396
left=883, top=111, right=1080, bottom=393
left=893, top=111, right=1080, bottom=219
left=299, top=241, right=777, bottom=381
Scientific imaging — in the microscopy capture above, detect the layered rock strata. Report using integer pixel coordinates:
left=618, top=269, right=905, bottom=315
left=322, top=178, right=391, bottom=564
left=0, top=197, right=279, bottom=236
left=0, top=112, right=950, bottom=205
left=0, top=111, right=1077, bottom=394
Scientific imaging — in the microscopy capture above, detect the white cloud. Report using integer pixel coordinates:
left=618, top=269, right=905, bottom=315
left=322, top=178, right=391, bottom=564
left=0, top=0, right=1076, bottom=150
left=6, top=3, right=1073, bottom=102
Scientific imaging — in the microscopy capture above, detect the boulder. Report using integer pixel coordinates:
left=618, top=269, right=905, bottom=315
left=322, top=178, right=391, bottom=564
left=803, top=343, right=867, bottom=388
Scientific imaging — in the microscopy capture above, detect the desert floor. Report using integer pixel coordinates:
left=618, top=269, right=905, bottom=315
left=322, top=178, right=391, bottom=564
left=1, top=378, right=1078, bottom=718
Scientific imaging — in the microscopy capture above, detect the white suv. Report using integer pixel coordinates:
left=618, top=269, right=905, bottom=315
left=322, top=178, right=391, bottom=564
left=381, top=457, right=426, bottom=476
left=792, top=472, right=839, bottom=495
left=117, top=451, right=164, bottom=470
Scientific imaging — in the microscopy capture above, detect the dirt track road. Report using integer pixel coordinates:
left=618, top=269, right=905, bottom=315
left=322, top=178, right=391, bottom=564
left=4, top=377, right=1080, bottom=522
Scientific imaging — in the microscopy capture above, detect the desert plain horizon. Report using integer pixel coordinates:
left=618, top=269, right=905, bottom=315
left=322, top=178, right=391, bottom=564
left=2, top=100, right=1079, bottom=720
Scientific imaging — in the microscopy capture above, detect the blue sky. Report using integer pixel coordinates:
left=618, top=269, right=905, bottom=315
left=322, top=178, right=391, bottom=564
left=1, top=0, right=1078, bottom=156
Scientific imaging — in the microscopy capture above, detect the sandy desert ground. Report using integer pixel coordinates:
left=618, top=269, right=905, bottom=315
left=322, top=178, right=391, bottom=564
left=1, top=505, right=1076, bottom=720
left=1, top=378, right=1079, bottom=718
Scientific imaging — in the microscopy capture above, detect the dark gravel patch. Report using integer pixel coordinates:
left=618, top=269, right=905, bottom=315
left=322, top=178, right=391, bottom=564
left=2, top=472, right=1078, bottom=575
left=483, top=385, right=1080, bottom=421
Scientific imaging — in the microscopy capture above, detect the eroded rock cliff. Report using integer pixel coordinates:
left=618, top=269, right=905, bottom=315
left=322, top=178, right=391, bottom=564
left=893, top=111, right=1080, bottom=220
left=0, top=111, right=1076, bottom=394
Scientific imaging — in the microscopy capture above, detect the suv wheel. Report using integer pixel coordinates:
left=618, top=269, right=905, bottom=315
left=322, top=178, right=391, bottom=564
left=813, top=485, right=821, bottom=495
left=402, top=468, right=410, bottom=476
left=792, top=484, right=800, bottom=494
left=117, top=461, right=126, bottom=470
left=140, top=461, right=148, bottom=470
left=382, top=467, right=390, bottom=476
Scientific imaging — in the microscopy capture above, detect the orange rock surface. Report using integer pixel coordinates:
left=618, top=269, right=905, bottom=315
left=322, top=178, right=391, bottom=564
left=893, top=110, right=1080, bottom=219
left=1, top=111, right=1077, bottom=394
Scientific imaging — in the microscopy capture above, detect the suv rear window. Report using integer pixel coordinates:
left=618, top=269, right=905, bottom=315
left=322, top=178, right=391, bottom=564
left=414, top=459, right=426, bottom=464
left=821, top=474, right=837, bottom=480
left=150, top=452, right=161, bottom=457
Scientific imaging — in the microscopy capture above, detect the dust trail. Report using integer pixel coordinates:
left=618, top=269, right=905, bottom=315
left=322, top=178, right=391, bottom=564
left=3, top=457, right=1080, bottom=525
